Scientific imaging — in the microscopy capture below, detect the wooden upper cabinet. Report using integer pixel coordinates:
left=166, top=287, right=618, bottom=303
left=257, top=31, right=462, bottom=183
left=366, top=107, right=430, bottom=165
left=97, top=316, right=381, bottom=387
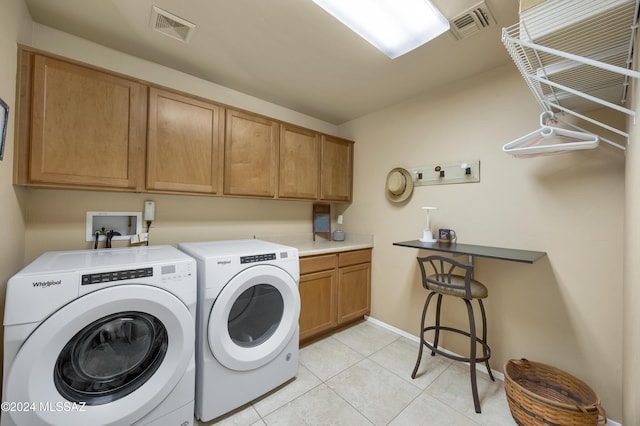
left=147, top=88, right=224, bottom=194
left=14, top=49, right=356, bottom=202
left=224, top=109, right=279, bottom=197
left=320, top=135, right=354, bottom=202
left=21, top=53, right=146, bottom=190
left=278, top=124, right=320, bottom=200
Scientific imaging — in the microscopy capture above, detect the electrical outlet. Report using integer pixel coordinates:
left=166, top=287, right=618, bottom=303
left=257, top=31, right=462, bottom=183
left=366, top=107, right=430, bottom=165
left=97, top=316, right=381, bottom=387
left=144, top=201, right=155, bottom=222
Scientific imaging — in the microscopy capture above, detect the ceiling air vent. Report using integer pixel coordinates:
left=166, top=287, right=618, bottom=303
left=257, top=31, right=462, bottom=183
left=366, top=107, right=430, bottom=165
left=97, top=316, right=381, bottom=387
left=449, top=1, right=495, bottom=40
left=149, top=5, right=195, bottom=43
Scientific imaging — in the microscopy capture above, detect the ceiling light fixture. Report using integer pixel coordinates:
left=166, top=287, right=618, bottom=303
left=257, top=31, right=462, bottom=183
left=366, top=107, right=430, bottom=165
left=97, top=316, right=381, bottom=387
left=312, top=0, right=450, bottom=59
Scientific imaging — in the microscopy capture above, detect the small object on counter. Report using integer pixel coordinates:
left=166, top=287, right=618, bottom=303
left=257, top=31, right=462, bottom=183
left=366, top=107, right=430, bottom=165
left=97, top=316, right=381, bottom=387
left=332, top=230, right=345, bottom=241
left=438, top=228, right=457, bottom=244
left=313, top=203, right=331, bottom=241
left=419, top=206, right=438, bottom=242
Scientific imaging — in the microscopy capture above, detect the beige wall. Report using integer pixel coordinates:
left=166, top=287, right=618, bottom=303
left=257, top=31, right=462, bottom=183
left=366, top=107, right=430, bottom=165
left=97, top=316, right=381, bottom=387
left=339, top=65, right=625, bottom=421
left=23, top=189, right=317, bottom=262
left=623, top=28, right=640, bottom=426
left=30, top=24, right=337, bottom=136
left=4, top=6, right=633, bottom=424
left=0, top=0, right=32, bottom=388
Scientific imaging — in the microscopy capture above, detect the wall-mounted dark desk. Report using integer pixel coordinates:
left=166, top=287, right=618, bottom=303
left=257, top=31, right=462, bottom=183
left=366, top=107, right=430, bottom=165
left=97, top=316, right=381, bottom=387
left=393, top=240, right=546, bottom=264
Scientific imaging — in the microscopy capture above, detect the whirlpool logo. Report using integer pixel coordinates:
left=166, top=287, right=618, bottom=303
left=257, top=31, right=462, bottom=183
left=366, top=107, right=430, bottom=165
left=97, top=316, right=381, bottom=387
left=217, top=260, right=232, bottom=265
left=32, top=280, right=62, bottom=288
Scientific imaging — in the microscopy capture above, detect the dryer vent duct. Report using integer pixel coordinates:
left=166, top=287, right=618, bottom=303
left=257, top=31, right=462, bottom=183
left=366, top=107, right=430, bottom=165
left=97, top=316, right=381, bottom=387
left=449, top=1, right=495, bottom=40
left=149, top=5, right=196, bottom=43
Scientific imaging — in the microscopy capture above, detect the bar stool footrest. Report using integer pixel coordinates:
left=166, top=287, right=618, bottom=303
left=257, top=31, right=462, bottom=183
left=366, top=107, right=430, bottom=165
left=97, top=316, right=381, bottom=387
left=420, top=325, right=491, bottom=363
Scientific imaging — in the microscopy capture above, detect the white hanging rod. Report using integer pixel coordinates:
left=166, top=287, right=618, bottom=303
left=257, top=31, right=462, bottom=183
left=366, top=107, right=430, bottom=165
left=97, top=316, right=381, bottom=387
left=544, top=102, right=630, bottom=139
left=502, top=35, right=640, bottom=79
left=530, top=73, right=637, bottom=117
left=554, top=108, right=629, bottom=151
left=534, top=45, right=628, bottom=78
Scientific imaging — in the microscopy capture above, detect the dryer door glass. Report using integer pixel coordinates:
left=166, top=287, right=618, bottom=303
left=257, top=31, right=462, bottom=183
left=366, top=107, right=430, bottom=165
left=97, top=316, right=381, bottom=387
left=54, top=311, right=168, bottom=405
left=208, top=264, right=300, bottom=371
left=228, top=284, right=284, bottom=348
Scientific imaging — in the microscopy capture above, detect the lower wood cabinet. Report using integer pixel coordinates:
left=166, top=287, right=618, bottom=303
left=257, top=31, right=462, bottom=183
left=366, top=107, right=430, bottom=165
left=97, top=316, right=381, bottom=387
left=299, top=249, right=371, bottom=343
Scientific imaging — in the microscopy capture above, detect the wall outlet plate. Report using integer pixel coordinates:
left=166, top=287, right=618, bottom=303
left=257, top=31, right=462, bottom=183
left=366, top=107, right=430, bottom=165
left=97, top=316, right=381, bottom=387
left=410, top=159, right=480, bottom=186
left=86, top=211, right=143, bottom=242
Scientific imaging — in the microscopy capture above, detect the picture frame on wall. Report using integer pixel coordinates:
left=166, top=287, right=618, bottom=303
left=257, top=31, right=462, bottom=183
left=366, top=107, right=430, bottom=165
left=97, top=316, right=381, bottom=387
left=0, top=97, right=8, bottom=161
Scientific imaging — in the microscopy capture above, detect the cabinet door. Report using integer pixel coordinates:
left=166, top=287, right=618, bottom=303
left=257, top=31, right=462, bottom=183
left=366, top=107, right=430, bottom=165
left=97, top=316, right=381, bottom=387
left=147, top=88, right=224, bottom=194
left=321, top=135, right=353, bottom=202
left=224, top=109, right=279, bottom=197
left=278, top=124, right=320, bottom=200
left=28, top=55, right=145, bottom=190
left=337, top=262, right=371, bottom=324
left=299, top=269, right=337, bottom=341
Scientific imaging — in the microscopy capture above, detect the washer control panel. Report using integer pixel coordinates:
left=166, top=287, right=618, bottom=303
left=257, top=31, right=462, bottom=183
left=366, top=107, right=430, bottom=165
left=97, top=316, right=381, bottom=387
left=82, top=267, right=153, bottom=285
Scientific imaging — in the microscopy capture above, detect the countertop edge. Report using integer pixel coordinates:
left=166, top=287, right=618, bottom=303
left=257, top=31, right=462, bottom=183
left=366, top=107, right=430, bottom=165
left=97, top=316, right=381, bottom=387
left=393, top=240, right=546, bottom=264
left=258, top=234, right=374, bottom=257
left=297, top=243, right=373, bottom=257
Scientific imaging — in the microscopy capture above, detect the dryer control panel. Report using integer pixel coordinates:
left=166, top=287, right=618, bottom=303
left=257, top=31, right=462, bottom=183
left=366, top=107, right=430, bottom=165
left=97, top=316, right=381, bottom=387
left=240, top=253, right=276, bottom=264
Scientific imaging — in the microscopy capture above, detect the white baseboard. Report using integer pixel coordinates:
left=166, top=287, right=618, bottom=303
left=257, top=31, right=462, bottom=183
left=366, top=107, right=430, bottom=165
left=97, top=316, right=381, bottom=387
left=364, top=316, right=622, bottom=426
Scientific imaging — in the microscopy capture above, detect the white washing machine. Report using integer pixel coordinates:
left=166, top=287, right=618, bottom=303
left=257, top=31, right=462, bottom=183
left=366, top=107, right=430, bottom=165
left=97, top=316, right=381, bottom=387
left=177, top=239, right=300, bottom=422
left=2, top=245, right=197, bottom=426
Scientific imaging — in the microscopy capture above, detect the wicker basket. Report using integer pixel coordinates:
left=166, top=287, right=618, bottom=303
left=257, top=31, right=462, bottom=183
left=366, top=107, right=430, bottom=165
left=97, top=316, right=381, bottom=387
left=504, top=359, right=607, bottom=426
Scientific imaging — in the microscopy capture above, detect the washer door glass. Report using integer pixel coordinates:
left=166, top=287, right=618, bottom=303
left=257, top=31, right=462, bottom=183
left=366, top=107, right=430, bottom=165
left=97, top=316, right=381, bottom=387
left=54, top=311, right=168, bottom=405
left=228, top=284, right=283, bottom=348
left=208, top=265, right=300, bottom=371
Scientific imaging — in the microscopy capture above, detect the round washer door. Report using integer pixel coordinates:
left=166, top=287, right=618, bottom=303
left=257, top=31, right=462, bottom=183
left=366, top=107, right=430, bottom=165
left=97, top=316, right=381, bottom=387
left=208, top=265, right=300, bottom=371
left=4, top=285, right=194, bottom=426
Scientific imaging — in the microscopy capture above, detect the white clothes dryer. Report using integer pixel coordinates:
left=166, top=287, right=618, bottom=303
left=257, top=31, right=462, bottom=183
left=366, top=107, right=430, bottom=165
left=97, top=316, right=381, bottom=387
left=2, top=245, right=197, bottom=426
left=177, top=239, right=300, bottom=422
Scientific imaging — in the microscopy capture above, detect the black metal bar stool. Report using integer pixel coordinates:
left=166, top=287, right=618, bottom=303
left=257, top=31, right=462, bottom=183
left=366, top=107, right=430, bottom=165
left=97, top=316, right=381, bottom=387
left=411, top=254, right=494, bottom=413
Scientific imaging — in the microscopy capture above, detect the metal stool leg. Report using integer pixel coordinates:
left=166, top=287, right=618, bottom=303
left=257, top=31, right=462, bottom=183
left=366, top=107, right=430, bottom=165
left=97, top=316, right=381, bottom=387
left=465, top=298, right=482, bottom=414
left=478, top=299, right=494, bottom=382
left=431, top=294, right=443, bottom=356
left=412, top=291, right=436, bottom=379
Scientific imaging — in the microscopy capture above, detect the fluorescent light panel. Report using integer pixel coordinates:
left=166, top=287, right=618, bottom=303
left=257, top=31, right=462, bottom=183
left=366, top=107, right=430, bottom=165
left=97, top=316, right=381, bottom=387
left=313, top=0, right=450, bottom=59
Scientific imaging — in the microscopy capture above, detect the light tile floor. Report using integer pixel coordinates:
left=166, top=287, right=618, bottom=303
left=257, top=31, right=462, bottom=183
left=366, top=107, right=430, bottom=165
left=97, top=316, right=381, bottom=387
left=198, top=321, right=516, bottom=425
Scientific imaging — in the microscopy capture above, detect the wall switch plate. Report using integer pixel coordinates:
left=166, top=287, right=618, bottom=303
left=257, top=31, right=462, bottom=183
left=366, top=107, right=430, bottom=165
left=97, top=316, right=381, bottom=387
left=410, top=159, right=480, bottom=186
left=86, top=211, right=143, bottom=242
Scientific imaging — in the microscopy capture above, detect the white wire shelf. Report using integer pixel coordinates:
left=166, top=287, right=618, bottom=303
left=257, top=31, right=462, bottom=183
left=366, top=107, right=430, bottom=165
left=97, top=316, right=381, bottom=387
left=502, top=0, right=640, bottom=152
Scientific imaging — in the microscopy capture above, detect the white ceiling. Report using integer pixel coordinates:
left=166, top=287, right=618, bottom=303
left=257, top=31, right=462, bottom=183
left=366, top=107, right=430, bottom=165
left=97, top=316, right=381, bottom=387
left=23, top=0, right=520, bottom=124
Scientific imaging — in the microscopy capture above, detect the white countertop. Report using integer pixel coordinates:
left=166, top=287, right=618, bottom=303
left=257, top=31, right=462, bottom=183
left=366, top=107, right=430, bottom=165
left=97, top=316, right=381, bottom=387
left=258, top=233, right=373, bottom=256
